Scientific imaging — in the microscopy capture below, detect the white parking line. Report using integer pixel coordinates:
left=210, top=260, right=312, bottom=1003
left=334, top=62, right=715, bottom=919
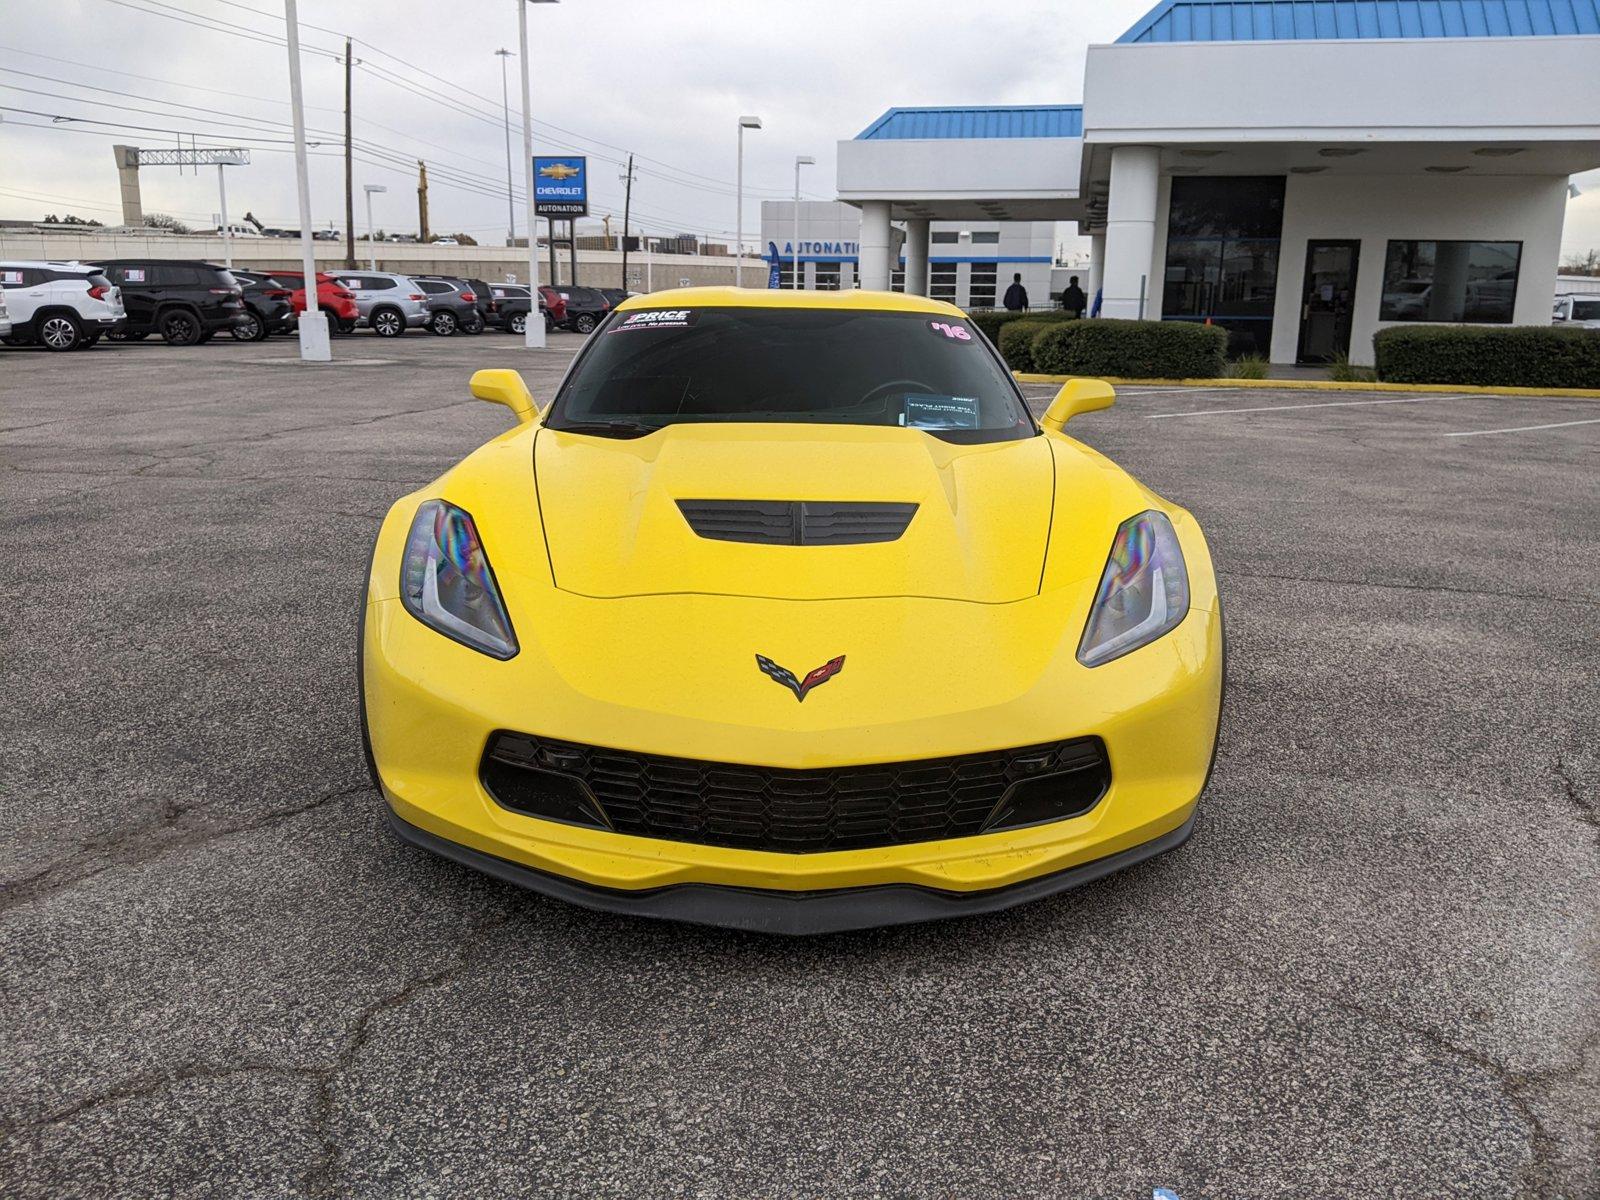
left=1443, top=417, right=1600, bottom=438
left=1145, top=395, right=1464, bottom=419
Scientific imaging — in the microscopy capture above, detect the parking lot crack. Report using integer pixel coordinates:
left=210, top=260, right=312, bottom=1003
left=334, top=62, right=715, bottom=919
left=0, top=782, right=374, bottom=916
left=1220, top=568, right=1600, bottom=609
left=304, top=912, right=511, bottom=1198
left=1554, top=756, right=1599, bottom=837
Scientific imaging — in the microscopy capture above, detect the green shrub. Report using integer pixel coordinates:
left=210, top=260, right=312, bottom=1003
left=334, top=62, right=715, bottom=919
left=1329, top=351, right=1376, bottom=383
left=967, top=308, right=1076, bottom=344
left=1227, top=354, right=1269, bottom=379
left=1030, top=319, right=1227, bottom=380
left=996, top=320, right=1051, bottom=372
left=1373, top=325, right=1600, bottom=389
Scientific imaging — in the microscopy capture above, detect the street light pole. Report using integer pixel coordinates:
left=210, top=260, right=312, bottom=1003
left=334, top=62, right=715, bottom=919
left=735, top=115, right=762, bottom=288
left=792, top=154, right=814, bottom=290
left=363, top=183, right=386, bottom=271
left=494, top=48, right=516, bottom=248
left=517, top=0, right=557, bottom=348
left=217, top=163, right=232, bottom=269
left=284, top=0, right=328, bottom=361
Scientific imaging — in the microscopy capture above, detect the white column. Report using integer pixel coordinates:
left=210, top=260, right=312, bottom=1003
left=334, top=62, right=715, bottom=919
left=903, top=218, right=929, bottom=296
left=516, top=0, right=546, bottom=348
left=1101, top=146, right=1161, bottom=321
left=1086, top=231, right=1105, bottom=307
left=284, top=0, right=329, bottom=362
left=857, top=200, right=892, bottom=292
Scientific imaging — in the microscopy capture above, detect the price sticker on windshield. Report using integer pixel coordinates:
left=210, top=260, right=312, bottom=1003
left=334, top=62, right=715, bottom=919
left=612, top=309, right=698, bottom=332
left=928, top=320, right=973, bottom=342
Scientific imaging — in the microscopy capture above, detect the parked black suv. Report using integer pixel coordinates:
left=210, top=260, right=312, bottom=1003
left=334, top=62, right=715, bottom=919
left=411, top=275, right=483, bottom=336
left=95, top=260, right=247, bottom=345
left=556, top=285, right=612, bottom=334
left=488, top=284, right=550, bottom=335
left=228, top=270, right=296, bottom=341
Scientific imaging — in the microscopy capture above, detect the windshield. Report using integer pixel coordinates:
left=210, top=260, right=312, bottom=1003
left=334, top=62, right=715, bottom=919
left=548, top=307, right=1034, bottom=443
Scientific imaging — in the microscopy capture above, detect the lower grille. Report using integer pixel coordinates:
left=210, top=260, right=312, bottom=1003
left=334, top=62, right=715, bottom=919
left=481, top=733, right=1110, bottom=854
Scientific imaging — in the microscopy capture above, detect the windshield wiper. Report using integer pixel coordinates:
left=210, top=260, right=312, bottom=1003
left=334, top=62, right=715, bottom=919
left=548, top=419, right=661, bottom=438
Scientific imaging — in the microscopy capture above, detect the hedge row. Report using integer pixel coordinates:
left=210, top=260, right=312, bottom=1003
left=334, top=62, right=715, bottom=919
left=994, top=318, right=1227, bottom=379
left=968, top=308, right=1078, bottom=343
left=1374, top=325, right=1600, bottom=389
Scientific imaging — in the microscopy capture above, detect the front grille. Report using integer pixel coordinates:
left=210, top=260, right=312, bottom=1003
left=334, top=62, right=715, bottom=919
left=481, top=732, right=1109, bottom=854
left=676, top=500, right=917, bottom=546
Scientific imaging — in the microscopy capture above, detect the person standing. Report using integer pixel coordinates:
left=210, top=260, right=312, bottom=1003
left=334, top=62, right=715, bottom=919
left=1002, top=272, right=1029, bottom=312
left=1061, top=274, right=1087, bottom=318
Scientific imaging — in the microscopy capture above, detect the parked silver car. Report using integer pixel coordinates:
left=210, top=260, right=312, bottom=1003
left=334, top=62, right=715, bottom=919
left=328, top=271, right=431, bottom=337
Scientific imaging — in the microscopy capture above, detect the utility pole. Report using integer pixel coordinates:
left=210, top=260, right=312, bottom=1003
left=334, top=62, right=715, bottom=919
left=417, top=160, right=429, bottom=242
left=620, top=153, right=634, bottom=292
left=343, top=37, right=355, bottom=268
left=494, top=49, right=516, bottom=247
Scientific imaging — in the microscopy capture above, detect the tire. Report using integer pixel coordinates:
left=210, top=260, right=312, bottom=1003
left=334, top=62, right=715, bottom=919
left=232, top=310, right=266, bottom=341
left=336, top=317, right=357, bottom=335
left=506, top=311, right=527, bottom=335
left=159, top=309, right=202, bottom=346
left=461, top=311, right=485, bottom=335
left=544, top=311, right=555, bottom=330
left=81, top=333, right=102, bottom=348
left=38, top=312, right=82, bottom=352
left=573, top=312, right=597, bottom=334
left=429, top=309, right=457, bottom=336
left=370, top=307, right=405, bottom=338
left=196, top=330, right=215, bottom=345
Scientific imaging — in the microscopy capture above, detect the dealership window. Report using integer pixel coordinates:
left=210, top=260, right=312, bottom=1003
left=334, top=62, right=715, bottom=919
left=813, top=261, right=841, bottom=291
left=776, top=261, right=801, bottom=289
left=970, top=231, right=1000, bottom=245
left=929, top=263, right=957, bottom=302
left=968, top=262, right=998, bottom=309
left=890, top=268, right=905, bottom=293
left=1162, top=175, right=1285, bottom=356
left=930, top=231, right=960, bottom=245
left=1379, top=240, right=1521, bottom=323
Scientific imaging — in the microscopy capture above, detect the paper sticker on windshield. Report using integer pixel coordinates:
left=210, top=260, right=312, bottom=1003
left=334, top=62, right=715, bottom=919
left=901, top=394, right=980, bottom=430
left=927, top=319, right=974, bottom=342
left=125, top=268, right=146, bottom=283
left=0, top=270, right=22, bottom=285
left=612, top=309, right=698, bottom=332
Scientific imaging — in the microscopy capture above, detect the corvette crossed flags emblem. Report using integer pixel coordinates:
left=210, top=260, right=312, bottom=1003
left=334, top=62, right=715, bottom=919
left=756, top=654, right=845, bottom=702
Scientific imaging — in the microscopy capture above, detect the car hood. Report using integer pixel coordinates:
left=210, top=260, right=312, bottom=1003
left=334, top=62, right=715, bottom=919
left=532, top=422, right=1055, bottom=602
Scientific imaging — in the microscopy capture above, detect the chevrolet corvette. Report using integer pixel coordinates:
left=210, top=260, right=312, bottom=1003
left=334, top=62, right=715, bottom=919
left=360, top=288, right=1224, bottom=934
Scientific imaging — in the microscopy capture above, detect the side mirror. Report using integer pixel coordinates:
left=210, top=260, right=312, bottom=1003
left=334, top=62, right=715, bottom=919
left=1040, top=378, right=1115, bottom=433
left=469, top=368, right=536, bottom=425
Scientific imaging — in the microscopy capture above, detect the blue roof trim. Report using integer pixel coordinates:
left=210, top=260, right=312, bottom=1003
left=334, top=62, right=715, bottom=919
left=1117, top=0, right=1600, bottom=42
left=856, top=105, right=1083, bottom=141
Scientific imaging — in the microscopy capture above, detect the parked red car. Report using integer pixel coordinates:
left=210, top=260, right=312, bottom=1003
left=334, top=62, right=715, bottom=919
left=538, top=285, right=568, bottom=328
left=275, top=271, right=360, bottom=332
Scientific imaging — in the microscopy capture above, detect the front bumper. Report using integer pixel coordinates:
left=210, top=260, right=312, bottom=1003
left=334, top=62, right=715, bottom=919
left=386, top=802, right=1199, bottom=935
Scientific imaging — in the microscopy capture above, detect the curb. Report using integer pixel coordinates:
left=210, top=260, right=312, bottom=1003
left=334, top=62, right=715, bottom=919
left=1012, top=373, right=1600, bottom=399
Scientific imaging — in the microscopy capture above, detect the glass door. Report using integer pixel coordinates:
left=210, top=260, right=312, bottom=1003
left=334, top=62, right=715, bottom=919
left=1297, top=240, right=1360, bottom=363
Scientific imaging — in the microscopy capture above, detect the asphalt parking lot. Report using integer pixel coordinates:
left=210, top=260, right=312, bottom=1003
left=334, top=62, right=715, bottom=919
left=2, top=332, right=1597, bottom=1199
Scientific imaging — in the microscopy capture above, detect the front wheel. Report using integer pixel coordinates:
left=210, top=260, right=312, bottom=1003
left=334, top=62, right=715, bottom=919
left=506, top=311, right=527, bottom=335
left=573, top=313, right=597, bottom=334
left=370, top=308, right=405, bottom=338
left=160, top=309, right=202, bottom=346
left=39, top=313, right=83, bottom=352
left=429, top=310, right=457, bottom=336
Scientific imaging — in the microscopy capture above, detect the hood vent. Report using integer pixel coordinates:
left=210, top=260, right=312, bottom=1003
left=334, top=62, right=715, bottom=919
left=677, top=500, right=918, bottom=546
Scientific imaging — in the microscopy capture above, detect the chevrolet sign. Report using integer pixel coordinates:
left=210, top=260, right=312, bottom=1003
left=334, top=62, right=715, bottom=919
left=533, top=156, right=588, bottom=216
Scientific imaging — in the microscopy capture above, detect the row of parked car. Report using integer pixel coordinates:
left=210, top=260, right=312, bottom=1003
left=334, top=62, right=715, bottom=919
left=0, top=258, right=628, bottom=351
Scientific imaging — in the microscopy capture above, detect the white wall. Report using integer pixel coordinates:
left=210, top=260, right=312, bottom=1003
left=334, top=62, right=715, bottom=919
left=1084, top=36, right=1600, bottom=145
left=1267, top=173, right=1570, bottom=363
left=837, top=137, right=1082, bottom=205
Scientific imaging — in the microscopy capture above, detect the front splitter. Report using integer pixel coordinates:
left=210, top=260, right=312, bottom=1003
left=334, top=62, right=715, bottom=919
left=384, top=804, right=1197, bottom=936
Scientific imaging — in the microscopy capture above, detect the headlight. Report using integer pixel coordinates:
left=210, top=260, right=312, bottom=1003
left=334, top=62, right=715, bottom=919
left=1077, top=510, right=1189, bottom=667
left=399, top=500, right=518, bottom=659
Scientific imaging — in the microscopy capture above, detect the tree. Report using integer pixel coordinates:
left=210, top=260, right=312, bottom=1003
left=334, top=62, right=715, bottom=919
left=143, top=213, right=191, bottom=234
left=1561, top=248, right=1600, bottom=277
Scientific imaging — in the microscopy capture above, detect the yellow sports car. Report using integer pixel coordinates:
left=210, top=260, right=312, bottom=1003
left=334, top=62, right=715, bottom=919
left=361, top=288, right=1223, bottom=934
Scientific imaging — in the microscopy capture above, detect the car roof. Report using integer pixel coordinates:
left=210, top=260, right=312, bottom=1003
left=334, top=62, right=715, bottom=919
left=1, top=260, right=103, bottom=273
left=613, top=286, right=965, bottom=317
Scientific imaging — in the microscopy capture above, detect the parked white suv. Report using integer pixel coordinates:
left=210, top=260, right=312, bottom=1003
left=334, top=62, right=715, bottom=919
left=0, top=260, right=125, bottom=351
left=0, top=287, right=11, bottom=339
left=1552, top=293, right=1600, bottom=329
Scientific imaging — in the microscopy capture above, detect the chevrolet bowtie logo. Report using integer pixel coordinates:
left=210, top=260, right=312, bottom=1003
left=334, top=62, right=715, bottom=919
left=538, top=163, right=581, bottom=181
left=756, top=654, right=845, bottom=703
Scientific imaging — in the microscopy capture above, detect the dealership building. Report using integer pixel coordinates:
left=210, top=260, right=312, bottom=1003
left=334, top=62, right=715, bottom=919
left=829, top=0, right=1599, bottom=364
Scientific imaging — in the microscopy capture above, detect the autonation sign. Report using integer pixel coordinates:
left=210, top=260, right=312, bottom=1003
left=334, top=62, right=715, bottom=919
left=533, top=156, right=588, bottom=217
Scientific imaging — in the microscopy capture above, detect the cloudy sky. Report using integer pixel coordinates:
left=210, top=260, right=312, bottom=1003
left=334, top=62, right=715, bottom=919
left=3, top=0, right=1597, bottom=260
